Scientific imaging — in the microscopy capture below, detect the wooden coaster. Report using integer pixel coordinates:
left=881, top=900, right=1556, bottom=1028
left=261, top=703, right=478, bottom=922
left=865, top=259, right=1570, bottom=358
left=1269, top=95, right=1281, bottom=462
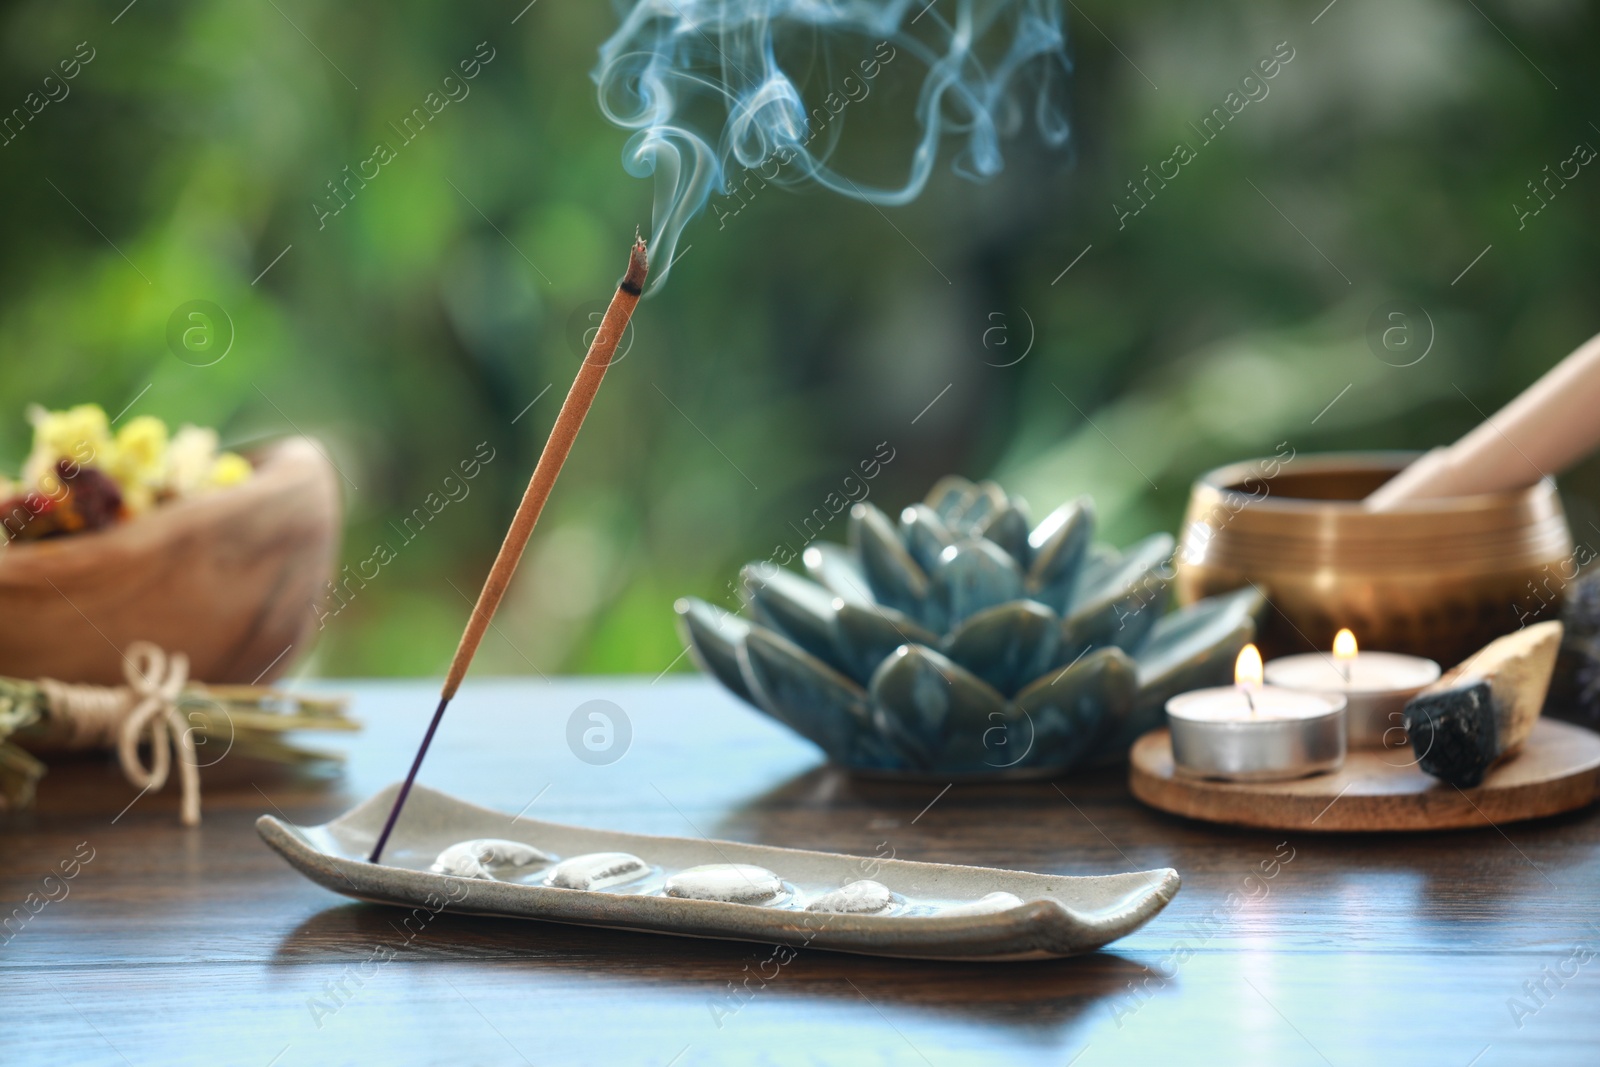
left=1128, top=718, right=1600, bottom=831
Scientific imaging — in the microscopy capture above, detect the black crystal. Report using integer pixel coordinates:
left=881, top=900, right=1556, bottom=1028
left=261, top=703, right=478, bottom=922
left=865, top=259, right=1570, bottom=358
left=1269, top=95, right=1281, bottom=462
left=1404, top=680, right=1499, bottom=788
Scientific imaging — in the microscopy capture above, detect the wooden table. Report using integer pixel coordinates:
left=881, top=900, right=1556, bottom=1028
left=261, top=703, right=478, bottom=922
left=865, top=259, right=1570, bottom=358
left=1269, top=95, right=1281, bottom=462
left=4, top=678, right=1598, bottom=1066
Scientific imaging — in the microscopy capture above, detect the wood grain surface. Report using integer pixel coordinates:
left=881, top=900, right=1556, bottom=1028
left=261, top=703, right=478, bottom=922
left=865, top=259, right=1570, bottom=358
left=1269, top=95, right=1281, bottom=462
left=4, top=678, right=1599, bottom=1066
left=1129, top=719, right=1600, bottom=831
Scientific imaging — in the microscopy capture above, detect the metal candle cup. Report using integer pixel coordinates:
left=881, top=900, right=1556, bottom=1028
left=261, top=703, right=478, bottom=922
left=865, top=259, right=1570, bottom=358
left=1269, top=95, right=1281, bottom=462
left=1264, top=650, right=1439, bottom=749
left=1166, top=686, right=1347, bottom=782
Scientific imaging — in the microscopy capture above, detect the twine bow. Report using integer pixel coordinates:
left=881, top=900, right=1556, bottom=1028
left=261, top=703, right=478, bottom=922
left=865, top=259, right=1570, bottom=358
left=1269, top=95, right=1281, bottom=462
left=39, top=641, right=202, bottom=826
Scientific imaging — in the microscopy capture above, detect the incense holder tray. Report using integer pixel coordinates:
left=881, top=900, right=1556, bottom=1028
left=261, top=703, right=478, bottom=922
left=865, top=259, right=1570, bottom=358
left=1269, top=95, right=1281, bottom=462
left=677, top=477, right=1266, bottom=779
left=258, top=783, right=1180, bottom=961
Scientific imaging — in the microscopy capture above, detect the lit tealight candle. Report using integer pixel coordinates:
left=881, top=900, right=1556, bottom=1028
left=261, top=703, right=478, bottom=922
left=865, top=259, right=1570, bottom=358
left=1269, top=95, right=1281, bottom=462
left=1264, top=629, right=1440, bottom=749
left=1334, top=627, right=1357, bottom=681
left=1165, top=644, right=1347, bottom=781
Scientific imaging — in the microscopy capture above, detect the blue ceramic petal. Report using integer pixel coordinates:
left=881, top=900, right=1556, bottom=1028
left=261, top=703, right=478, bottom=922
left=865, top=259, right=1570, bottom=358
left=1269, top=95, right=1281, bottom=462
left=899, top=503, right=955, bottom=576
left=1012, top=647, right=1138, bottom=771
left=924, top=475, right=977, bottom=522
left=1071, top=543, right=1121, bottom=603
left=737, top=625, right=908, bottom=767
left=849, top=503, right=931, bottom=621
left=674, top=598, right=755, bottom=706
left=832, top=601, right=939, bottom=687
left=950, top=480, right=1009, bottom=533
left=802, top=543, right=872, bottom=605
left=1061, top=584, right=1172, bottom=662
left=868, top=644, right=1015, bottom=773
left=1135, top=586, right=1265, bottom=690
left=976, top=502, right=1033, bottom=569
left=1060, top=534, right=1175, bottom=659
left=1093, top=586, right=1265, bottom=761
left=942, top=600, right=1061, bottom=698
left=933, top=539, right=1025, bottom=630
left=1069, top=537, right=1172, bottom=612
left=1026, top=498, right=1095, bottom=613
left=740, top=564, right=846, bottom=673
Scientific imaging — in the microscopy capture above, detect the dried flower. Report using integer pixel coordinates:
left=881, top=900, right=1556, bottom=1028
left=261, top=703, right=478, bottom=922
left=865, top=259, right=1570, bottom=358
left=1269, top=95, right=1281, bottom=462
left=1, top=461, right=124, bottom=542
left=210, top=451, right=252, bottom=488
left=165, top=424, right=221, bottom=496
left=4, top=405, right=251, bottom=543
left=24, top=403, right=112, bottom=490
left=110, top=415, right=170, bottom=514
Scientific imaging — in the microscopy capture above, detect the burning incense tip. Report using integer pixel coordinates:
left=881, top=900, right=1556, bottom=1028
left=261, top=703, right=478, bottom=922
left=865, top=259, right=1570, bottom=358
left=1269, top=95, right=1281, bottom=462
left=621, top=234, right=648, bottom=296
left=367, top=236, right=649, bottom=864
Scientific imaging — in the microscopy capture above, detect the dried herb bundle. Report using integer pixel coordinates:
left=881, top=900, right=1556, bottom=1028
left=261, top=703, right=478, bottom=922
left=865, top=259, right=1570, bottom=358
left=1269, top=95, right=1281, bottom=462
left=0, top=675, right=356, bottom=811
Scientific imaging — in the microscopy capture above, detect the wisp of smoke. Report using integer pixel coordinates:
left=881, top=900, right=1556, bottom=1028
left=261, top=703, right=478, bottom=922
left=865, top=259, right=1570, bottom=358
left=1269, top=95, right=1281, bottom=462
left=594, top=0, right=1072, bottom=290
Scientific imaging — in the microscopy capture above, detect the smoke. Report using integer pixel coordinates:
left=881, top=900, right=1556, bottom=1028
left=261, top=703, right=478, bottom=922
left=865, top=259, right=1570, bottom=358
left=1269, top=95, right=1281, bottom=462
left=594, top=0, right=1072, bottom=290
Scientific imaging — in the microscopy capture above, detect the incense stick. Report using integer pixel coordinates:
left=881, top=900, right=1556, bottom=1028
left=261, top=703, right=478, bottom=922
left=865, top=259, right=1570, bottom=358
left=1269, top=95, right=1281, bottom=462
left=369, top=235, right=648, bottom=864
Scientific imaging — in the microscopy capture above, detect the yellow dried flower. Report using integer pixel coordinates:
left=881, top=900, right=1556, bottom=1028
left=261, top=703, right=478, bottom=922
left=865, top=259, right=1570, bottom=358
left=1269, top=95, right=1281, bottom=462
left=209, top=452, right=253, bottom=488
left=13, top=407, right=250, bottom=522
left=113, top=416, right=168, bottom=475
left=97, top=416, right=170, bottom=516
left=23, top=403, right=113, bottom=488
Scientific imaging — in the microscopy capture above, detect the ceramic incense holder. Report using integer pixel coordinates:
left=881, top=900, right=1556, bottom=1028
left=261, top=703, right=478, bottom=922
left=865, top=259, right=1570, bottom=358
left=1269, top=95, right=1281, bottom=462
left=259, top=784, right=1180, bottom=961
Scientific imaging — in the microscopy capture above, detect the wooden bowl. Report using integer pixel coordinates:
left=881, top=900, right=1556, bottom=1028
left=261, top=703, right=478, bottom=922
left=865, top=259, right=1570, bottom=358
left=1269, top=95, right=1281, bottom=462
left=1174, top=452, right=1573, bottom=666
left=0, top=437, right=340, bottom=685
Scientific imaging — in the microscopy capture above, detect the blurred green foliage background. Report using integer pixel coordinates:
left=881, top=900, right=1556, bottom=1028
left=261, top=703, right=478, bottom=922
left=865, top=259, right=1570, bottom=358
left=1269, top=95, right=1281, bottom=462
left=2, top=0, right=1597, bottom=678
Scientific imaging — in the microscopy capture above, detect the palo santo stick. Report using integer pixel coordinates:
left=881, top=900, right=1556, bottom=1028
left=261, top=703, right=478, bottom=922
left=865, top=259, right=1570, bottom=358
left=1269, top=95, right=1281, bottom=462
left=1402, top=620, right=1562, bottom=787
left=369, top=235, right=648, bottom=864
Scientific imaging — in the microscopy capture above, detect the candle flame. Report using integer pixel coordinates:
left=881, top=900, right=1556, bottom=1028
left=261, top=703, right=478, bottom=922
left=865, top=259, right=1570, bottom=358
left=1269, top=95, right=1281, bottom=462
left=1333, top=628, right=1358, bottom=660
left=1234, top=644, right=1264, bottom=688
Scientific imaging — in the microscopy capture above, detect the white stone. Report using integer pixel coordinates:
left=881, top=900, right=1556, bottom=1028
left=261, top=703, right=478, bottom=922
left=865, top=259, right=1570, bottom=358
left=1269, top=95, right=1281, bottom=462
left=806, top=879, right=894, bottom=914
left=431, top=839, right=553, bottom=881
left=546, top=852, right=651, bottom=891
left=664, top=864, right=785, bottom=905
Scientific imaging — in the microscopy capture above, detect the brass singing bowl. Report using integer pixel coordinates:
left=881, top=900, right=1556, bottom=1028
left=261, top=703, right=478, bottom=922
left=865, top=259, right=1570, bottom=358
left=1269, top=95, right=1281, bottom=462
left=1173, top=452, right=1573, bottom=666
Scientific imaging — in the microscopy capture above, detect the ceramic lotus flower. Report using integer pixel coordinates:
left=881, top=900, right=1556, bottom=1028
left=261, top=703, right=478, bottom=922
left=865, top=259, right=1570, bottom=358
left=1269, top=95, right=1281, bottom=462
left=676, top=476, right=1265, bottom=778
